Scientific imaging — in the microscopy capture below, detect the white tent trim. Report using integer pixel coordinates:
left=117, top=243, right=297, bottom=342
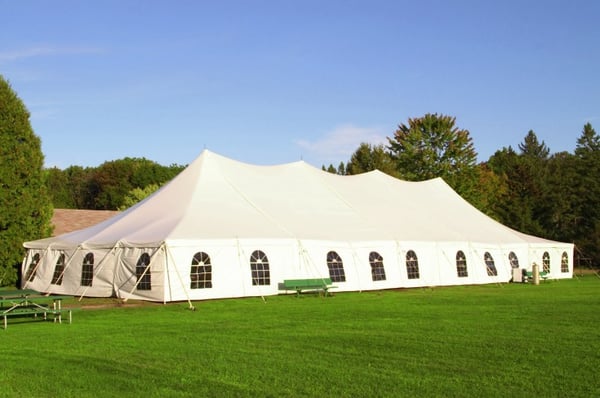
left=22, top=150, right=574, bottom=302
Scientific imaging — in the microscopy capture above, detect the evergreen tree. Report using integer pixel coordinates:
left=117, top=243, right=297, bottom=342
left=517, top=130, right=550, bottom=235
left=575, top=123, right=600, bottom=155
left=487, top=146, right=534, bottom=231
left=0, top=76, right=52, bottom=286
left=324, top=164, right=337, bottom=174
left=518, top=130, right=550, bottom=159
left=572, top=123, right=600, bottom=264
left=542, top=152, right=579, bottom=243
left=346, top=143, right=398, bottom=176
left=488, top=131, right=550, bottom=237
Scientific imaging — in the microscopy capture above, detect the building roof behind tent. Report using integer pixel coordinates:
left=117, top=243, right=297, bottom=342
left=51, top=209, right=120, bottom=237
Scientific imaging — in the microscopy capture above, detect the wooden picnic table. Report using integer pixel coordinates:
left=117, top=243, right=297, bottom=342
left=0, top=290, right=73, bottom=329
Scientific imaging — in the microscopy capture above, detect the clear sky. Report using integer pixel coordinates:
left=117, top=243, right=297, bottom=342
left=2, top=0, right=599, bottom=169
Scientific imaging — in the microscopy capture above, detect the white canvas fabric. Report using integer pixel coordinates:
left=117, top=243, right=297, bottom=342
left=22, top=150, right=574, bottom=302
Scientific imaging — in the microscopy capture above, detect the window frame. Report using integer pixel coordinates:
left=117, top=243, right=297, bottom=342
left=250, top=250, right=271, bottom=286
left=81, top=252, right=94, bottom=287
left=190, top=252, right=212, bottom=289
left=136, top=253, right=152, bottom=291
left=326, top=251, right=346, bottom=282
left=25, top=253, right=40, bottom=282
left=561, top=251, right=569, bottom=273
left=369, top=251, right=386, bottom=281
left=484, top=252, right=498, bottom=276
left=542, top=252, right=550, bottom=273
left=406, top=250, right=420, bottom=280
left=508, top=251, right=520, bottom=269
left=51, top=253, right=66, bottom=285
left=456, top=250, right=468, bottom=278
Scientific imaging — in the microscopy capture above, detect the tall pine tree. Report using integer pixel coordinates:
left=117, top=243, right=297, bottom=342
left=573, top=123, right=600, bottom=264
left=0, top=76, right=52, bottom=286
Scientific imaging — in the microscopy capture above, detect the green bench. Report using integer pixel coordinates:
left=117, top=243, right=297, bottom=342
left=282, top=278, right=337, bottom=297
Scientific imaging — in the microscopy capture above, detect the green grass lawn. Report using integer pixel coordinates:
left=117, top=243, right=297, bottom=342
left=1, top=276, right=599, bottom=397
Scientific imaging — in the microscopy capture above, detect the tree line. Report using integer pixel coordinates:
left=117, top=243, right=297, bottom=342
left=1, top=75, right=598, bottom=286
left=45, top=159, right=185, bottom=211
left=323, top=114, right=600, bottom=267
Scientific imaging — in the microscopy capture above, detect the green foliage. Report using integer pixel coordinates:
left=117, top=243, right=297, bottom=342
left=62, top=165, right=95, bottom=209
left=470, top=163, right=509, bottom=221
left=323, top=163, right=338, bottom=174
left=345, top=142, right=398, bottom=176
left=541, top=152, right=580, bottom=242
left=45, top=159, right=184, bottom=210
left=485, top=125, right=600, bottom=265
left=519, top=129, right=550, bottom=159
left=0, top=76, right=52, bottom=286
left=118, top=183, right=161, bottom=210
left=487, top=134, right=549, bottom=236
left=45, top=166, right=77, bottom=208
left=575, top=123, right=600, bottom=154
left=1, top=277, right=599, bottom=397
left=90, top=158, right=184, bottom=210
left=387, top=113, right=479, bottom=202
left=571, top=123, right=600, bottom=262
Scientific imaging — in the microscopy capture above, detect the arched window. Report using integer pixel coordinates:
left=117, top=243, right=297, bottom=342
left=136, top=253, right=152, bottom=290
left=561, top=251, right=569, bottom=273
left=51, top=253, right=66, bottom=285
left=542, top=252, right=550, bottom=273
left=508, top=252, right=519, bottom=268
left=456, top=250, right=468, bottom=277
left=250, top=250, right=270, bottom=286
left=81, top=253, right=94, bottom=287
left=327, top=251, right=346, bottom=282
left=406, top=250, right=420, bottom=279
left=25, top=253, right=40, bottom=282
left=191, top=252, right=212, bottom=289
left=484, top=252, right=497, bottom=276
left=369, top=251, right=386, bottom=281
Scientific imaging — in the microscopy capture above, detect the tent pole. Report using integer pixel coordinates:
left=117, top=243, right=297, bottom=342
left=349, top=242, right=362, bottom=293
left=165, top=245, right=195, bottom=310
left=78, top=246, right=117, bottom=301
left=23, top=247, right=51, bottom=291
left=35, top=247, right=53, bottom=293
left=122, top=247, right=161, bottom=302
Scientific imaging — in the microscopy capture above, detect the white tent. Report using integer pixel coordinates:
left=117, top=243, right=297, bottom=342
left=22, top=150, right=573, bottom=302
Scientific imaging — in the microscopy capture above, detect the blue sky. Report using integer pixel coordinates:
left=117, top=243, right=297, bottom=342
left=2, top=0, right=599, bottom=169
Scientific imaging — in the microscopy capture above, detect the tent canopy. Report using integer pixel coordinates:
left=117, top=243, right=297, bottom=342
left=22, top=150, right=573, bottom=302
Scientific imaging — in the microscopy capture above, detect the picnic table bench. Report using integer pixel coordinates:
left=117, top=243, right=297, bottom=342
left=281, top=278, right=337, bottom=297
left=0, top=290, right=75, bottom=329
left=0, top=289, right=39, bottom=300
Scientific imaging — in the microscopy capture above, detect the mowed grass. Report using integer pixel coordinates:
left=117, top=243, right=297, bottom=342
left=1, top=276, right=599, bottom=397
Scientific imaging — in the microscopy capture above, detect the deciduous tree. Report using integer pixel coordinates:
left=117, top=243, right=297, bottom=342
left=387, top=113, right=479, bottom=202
